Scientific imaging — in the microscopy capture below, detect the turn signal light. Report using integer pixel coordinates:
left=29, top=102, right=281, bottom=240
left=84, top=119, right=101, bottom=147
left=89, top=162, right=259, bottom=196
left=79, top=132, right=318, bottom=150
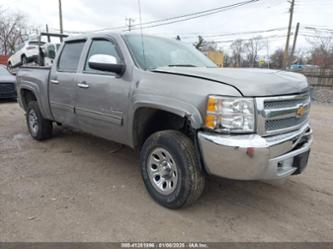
left=205, top=115, right=217, bottom=129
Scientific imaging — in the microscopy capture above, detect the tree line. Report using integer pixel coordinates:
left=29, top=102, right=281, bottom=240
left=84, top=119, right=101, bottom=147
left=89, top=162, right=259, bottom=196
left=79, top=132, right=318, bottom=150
left=0, top=7, right=36, bottom=55
left=194, top=34, right=333, bottom=69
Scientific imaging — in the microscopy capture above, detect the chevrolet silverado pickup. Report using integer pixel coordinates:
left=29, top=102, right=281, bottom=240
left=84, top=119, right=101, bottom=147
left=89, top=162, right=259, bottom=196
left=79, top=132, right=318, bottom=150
left=16, top=33, right=312, bottom=209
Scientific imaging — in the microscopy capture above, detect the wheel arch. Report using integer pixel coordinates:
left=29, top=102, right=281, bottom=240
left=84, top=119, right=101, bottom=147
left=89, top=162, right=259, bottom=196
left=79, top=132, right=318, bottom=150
left=20, top=88, right=38, bottom=111
left=130, top=100, right=203, bottom=149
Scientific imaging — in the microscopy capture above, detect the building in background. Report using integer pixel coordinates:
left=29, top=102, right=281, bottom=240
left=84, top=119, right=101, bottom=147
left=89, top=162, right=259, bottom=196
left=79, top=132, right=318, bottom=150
left=0, top=55, right=9, bottom=65
left=207, top=51, right=224, bottom=67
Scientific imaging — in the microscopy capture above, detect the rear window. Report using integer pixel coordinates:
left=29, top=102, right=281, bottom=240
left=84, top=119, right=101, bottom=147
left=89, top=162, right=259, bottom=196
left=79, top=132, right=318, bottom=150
left=58, top=41, right=85, bottom=72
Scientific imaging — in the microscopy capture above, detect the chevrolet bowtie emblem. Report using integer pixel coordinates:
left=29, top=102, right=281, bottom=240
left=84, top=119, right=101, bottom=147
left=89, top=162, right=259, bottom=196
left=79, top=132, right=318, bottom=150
left=296, top=105, right=306, bottom=117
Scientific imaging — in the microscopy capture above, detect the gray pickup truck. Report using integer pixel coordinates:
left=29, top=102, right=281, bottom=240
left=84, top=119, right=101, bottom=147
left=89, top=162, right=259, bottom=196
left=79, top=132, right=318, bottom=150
left=16, top=33, right=312, bottom=208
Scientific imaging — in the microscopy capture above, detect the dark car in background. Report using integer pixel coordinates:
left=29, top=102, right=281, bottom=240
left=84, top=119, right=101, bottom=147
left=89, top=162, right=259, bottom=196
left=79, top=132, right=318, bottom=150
left=0, top=65, right=17, bottom=99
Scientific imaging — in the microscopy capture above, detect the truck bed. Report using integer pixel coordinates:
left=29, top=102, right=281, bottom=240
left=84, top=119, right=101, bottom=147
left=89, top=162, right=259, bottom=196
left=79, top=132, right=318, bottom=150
left=16, top=66, right=53, bottom=120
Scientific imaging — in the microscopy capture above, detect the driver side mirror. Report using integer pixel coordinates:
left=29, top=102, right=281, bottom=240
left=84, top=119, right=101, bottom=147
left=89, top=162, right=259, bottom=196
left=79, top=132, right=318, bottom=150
left=88, top=54, right=125, bottom=75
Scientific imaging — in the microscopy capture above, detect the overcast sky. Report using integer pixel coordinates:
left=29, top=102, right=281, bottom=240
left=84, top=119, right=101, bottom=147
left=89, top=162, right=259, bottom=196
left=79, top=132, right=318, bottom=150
left=1, top=0, right=333, bottom=54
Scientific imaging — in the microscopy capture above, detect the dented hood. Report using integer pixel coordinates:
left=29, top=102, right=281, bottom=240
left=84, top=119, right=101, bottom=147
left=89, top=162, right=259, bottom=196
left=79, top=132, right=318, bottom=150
left=153, top=67, right=309, bottom=97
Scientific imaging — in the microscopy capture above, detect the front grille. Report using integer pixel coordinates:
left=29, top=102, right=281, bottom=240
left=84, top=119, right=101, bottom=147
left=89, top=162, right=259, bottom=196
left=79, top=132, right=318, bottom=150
left=256, top=93, right=310, bottom=136
left=0, top=83, right=15, bottom=94
left=265, top=116, right=308, bottom=131
left=264, top=98, right=306, bottom=109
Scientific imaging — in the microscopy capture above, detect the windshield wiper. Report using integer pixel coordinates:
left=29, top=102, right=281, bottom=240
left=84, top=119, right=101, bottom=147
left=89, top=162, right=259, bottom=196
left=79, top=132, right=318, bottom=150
left=167, top=64, right=197, bottom=67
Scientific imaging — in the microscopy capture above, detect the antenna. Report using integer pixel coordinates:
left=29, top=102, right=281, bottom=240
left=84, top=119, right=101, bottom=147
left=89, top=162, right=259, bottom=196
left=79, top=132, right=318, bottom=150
left=137, top=0, right=147, bottom=69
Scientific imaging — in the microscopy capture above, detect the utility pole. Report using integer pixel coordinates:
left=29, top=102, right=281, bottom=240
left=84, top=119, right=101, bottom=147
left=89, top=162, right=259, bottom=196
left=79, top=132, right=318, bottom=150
left=266, top=39, right=270, bottom=69
left=45, top=24, right=51, bottom=42
left=58, top=0, right=64, bottom=41
left=283, top=0, right=295, bottom=69
left=290, top=22, right=300, bottom=64
left=126, top=18, right=135, bottom=31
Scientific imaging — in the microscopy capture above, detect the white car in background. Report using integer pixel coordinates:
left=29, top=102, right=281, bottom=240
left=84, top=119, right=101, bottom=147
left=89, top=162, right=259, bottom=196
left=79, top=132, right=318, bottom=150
left=7, top=41, right=61, bottom=72
left=7, top=40, right=46, bottom=70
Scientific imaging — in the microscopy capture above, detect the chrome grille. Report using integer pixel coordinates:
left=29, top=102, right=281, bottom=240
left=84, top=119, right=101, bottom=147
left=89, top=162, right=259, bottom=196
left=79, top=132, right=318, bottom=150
left=256, top=93, right=311, bottom=136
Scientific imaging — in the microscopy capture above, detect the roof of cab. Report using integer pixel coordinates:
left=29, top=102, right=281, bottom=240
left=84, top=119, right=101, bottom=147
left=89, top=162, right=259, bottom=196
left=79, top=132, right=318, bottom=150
left=63, top=32, right=127, bottom=42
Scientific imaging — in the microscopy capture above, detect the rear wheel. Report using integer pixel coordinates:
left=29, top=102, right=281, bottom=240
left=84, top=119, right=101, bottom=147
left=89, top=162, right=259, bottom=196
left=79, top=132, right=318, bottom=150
left=26, top=101, right=53, bottom=140
left=140, top=130, right=205, bottom=209
left=21, top=55, right=27, bottom=66
left=7, top=62, right=13, bottom=74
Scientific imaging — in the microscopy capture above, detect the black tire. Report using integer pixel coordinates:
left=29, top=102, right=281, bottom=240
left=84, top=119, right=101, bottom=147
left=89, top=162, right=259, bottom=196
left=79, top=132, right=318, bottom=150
left=140, top=130, right=205, bottom=209
left=26, top=101, right=53, bottom=140
left=21, top=55, right=27, bottom=65
left=7, top=62, right=13, bottom=74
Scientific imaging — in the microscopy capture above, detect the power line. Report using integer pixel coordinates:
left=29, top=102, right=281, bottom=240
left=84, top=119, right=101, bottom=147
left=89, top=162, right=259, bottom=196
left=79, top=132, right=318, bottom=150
left=62, top=0, right=260, bottom=33
left=126, top=18, right=135, bottom=31
left=130, top=0, right=260, bottom=30
left=207, top=34, right=289, bottom=44
left=303, top=26, right=333, bottom=33
left=179, top=26, right=289, bottom=39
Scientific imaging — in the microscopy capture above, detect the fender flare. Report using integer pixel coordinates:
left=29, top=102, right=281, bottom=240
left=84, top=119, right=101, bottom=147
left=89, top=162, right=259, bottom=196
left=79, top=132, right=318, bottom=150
left=19, top=84, right=49, bottom=118
left=128, top=94, right=204, bottom=147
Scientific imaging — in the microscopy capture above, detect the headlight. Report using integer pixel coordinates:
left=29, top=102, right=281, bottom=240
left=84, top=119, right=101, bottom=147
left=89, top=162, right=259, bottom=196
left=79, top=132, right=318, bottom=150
left=204, top=96, right=255, bottom=133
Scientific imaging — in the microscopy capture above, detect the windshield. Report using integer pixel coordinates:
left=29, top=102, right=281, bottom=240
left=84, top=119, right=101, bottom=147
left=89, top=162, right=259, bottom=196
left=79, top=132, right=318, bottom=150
left=123, top=34, right=217, bottom=70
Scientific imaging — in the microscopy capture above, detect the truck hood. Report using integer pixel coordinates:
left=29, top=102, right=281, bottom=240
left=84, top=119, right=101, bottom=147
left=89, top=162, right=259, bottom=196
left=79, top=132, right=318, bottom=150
left=153, top=67, right=309, bottom=97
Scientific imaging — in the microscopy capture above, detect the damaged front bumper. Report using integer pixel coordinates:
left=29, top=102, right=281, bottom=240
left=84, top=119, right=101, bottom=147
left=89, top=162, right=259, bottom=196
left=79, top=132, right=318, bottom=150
left=198, top=124, right=312, bottom=180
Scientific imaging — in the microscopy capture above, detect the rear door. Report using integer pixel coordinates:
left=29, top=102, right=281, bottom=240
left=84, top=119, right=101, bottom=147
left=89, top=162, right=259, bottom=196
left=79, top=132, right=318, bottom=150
left=75, top=37, right=131, bottom=144
left=49, top=40, right=86, bottom=127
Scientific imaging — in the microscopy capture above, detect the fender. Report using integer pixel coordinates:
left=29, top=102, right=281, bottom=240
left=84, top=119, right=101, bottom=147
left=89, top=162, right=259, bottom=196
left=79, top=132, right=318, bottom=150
left=128, top=93, right=204, bottom=147
left=19, top=82, right=53, bottom=120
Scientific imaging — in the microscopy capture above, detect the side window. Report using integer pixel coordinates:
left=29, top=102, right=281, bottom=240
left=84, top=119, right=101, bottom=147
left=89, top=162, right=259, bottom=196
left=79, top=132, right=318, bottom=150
left=58, top=41, right=85, bottom=72
left=84, top=39, right=122, bottom=72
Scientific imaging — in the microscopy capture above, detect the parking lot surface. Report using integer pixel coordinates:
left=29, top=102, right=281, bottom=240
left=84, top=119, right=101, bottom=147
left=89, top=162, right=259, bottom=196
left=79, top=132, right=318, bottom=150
left=0, top=101, right=332, bottom=242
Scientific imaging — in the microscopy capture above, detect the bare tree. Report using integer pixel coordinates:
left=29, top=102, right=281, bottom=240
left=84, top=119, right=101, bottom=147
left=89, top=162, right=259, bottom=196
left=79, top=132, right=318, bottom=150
left=194, top=35, right=218, bottom=52
left=270, top=48, right=284, bottom=69
left=194, top=36, right=206, bottom=51
left=291, top=48, right=307, bottom=65
left=0, top=7, right=33, bottom=55
left=223, top=53, right=232, bottom=67
left=230, top=39, right=244, bottom=67
left=244, top=36, right=265, bottom=67
left=306, top=31, right=333, bottom=68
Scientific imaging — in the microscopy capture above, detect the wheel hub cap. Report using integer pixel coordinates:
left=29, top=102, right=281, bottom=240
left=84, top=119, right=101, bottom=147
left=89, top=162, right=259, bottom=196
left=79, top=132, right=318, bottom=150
left=147, top=148, right=178, bottom=195
left=28, top=109, right=39, bottom=135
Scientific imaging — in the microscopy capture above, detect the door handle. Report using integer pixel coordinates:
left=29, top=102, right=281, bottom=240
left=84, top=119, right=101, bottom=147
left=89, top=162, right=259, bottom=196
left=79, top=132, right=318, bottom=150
left=50, top=80, right=59, bottom=84
left=77, top=82, right=89, bottom=89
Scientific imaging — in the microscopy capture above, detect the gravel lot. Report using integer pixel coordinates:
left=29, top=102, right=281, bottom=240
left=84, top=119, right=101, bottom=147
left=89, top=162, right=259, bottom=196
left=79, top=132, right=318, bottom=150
left=0, top=101, right=332, bottom=242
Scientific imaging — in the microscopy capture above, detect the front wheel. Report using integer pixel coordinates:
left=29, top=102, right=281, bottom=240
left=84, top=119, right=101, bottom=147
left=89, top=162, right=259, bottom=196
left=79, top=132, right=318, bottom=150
left=26, top=101, right=53, bottom=140
left=140, top=130, right=205, bottom=209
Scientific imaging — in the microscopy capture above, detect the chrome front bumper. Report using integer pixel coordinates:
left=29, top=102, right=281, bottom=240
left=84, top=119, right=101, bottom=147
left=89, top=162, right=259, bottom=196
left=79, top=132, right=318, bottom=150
left=198, top=124, right=312, bottom=180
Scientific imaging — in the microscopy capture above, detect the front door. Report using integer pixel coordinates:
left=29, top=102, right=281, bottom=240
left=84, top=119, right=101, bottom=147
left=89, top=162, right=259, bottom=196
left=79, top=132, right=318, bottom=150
left=75, top=38, right=130, bottom=144
left=49, top=40, right=86, bottom=127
